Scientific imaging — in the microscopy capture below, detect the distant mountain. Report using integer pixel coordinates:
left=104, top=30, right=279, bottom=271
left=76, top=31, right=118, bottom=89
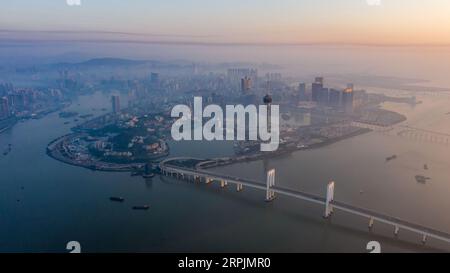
left=48, top=57, right=282, bottom=72
left=51, top=57, right=154, bottom=69
left=79, top=58, right=148, bottom=66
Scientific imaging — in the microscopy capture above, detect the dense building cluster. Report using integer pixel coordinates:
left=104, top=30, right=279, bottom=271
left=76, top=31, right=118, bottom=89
left=0, top=83, right=67, bottom=120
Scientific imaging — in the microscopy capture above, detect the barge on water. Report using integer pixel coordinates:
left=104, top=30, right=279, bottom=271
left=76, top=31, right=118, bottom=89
left=109, top=197, right=125, bottom=202
left=132, top=205, right=150, bottom=210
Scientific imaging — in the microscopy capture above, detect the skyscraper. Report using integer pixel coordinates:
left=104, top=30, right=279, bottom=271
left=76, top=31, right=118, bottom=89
left=342, top=88, right=354, bottom=114
left=111, top=95, right=120, bottom=114
left=311, top=77, right=324, bottom=102
left=150, top=73, right=160, bottom=86
left=328, top=88, right=341, bottom=107
left=318, top=88, right=329, bottom=105
left=298, top=83, right=307, bottom=101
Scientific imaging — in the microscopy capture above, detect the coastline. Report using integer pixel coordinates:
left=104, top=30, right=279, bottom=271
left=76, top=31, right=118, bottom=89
left=0, top=118, right=17, bottom=135
left=196, top=127, right=372, bottom=170
left=46, top=133, right=166, bottom=172
left=46, top=127, right=372, bottom=173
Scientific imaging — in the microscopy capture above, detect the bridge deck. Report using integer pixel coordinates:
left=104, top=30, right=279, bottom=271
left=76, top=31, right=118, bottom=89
left=161, top=161, right=450, bottom=244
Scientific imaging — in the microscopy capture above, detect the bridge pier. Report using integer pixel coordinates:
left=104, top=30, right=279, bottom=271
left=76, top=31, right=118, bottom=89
left=265, top=169, right=276, bottom=202
left=324, top=181, right=335, bottom=218
left=236, top=183, right=243, bottom=192
left=368, top=217, right=374, bottom=231
left=394, top=225, right=400, bottom=237
left=422, top=234, right=428, bottom=244
left=220, top=180, right=228, bottom=188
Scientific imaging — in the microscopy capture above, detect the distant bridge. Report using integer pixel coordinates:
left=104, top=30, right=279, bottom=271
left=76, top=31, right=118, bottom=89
left=160, top=157, right=450, bottom=246
left=398, top=125, right=450, bottom=145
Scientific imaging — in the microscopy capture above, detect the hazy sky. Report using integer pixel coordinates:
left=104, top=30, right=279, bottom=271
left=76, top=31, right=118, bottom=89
left=2, top=0, right=450, bottom=45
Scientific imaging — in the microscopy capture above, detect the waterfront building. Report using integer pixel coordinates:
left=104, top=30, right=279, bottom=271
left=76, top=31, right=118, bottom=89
left=0, top=97, right=10, bottom=119
left=311, top=77, right=324, bottom=102
left=353, top=89, right=368, bottom=110
left=342, top=87, right=354, bottom=114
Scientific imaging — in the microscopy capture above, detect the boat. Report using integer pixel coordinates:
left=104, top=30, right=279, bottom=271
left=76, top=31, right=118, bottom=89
left=415, top=175, right=430, bottom=184
left=385, top=155, right=397, bottom=162
left=132, top=205, right=150, bottom=210
left=109, top=197, right=125, bottom=202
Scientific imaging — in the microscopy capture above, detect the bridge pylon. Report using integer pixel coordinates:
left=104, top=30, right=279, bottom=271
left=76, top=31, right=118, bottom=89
left=324, top=181, right=335, bottom=218
left=265, top=169, right=276, bottom=202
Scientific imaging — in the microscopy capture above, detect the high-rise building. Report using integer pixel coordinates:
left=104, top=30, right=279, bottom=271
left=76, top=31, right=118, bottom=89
left=342, top=88, right=354, bottom=114
left=150, top=73, right=159, bottom=86
left=241, top=76, right=252, bottom=93
left=298, top=83, right=307, bottom=100
left=0, top=97, right=10, bottom=119
left=318, top=88, right=329, bottom=105
left=311, top=77, right=324, bottom=102
left=315, top=77, right=324, bottom=85
left=111, top=95, right=121, bottom=114
left=227, top=68, right=258, bottom=80
left=328, top=89, right=341, bottom=107
left=266, top=73, right=282, bottom=82
left=311, top=83, right=321, bottom=102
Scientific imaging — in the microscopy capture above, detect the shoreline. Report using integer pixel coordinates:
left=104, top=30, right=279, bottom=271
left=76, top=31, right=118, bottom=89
left=46, top=127, right=372, bottom=173
left=196, top=127, right=372, bottom=170
left=46, top=133, right=166, bottom=173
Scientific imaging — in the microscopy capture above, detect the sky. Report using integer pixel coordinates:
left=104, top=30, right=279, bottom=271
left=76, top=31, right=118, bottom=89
left=1, top=0, right=450, bottom=46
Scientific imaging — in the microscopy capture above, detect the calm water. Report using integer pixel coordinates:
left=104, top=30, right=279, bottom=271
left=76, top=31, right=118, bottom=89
left=1, top=91, right=450, bottom=253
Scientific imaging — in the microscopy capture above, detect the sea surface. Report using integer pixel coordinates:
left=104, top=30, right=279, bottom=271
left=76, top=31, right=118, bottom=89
left=1, top=90, right=450, bottom=253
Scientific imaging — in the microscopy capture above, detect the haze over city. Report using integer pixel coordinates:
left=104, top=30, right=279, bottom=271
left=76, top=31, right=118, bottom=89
left=1, top=0, right=450, bottom=256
